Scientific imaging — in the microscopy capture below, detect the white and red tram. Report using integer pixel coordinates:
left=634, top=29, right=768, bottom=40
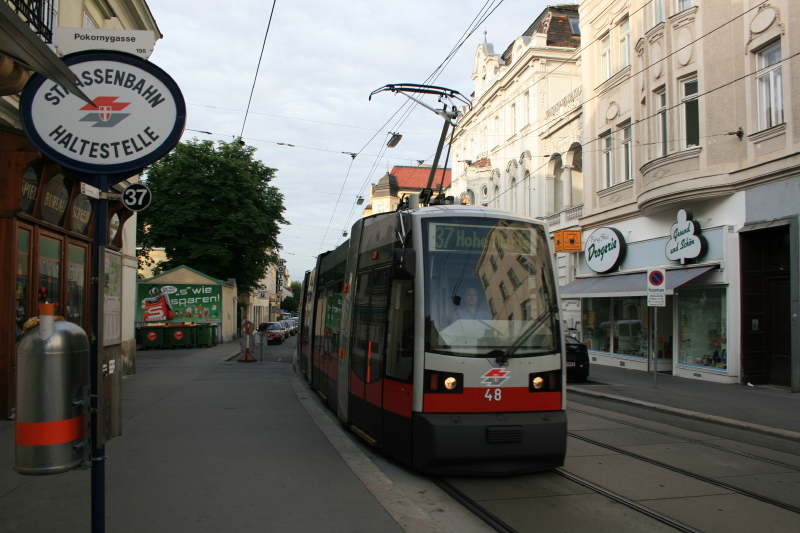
left=297, top=203, right=567, bottom=475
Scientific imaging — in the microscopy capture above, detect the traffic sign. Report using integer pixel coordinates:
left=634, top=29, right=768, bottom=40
left=121, top=183, right=151, bottom=211
left=647, top=268, right=666, bottom=307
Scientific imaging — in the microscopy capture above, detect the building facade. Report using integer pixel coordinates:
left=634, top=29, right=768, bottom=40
left=0, top=1, right=161, bottom=417
left=449, top=4, right=585, bottom=329
left=362, top=164, right=451, bottom=216
left=572, top=0, right=799, bottom=389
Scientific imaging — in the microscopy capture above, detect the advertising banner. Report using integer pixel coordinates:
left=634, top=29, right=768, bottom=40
left=137, top=283, right=222, bottom=323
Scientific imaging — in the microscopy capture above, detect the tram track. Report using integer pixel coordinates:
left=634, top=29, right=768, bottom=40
left=566, top=431, right=800, bottom=515
left=568, top=407, right=800, bottom=472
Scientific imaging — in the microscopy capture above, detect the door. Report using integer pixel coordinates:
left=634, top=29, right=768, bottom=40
left=348, top=268, right=390, bottom=440
left=769, top=278, right=791, bottom=387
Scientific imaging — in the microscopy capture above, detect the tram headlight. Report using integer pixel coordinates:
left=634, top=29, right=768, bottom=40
left=529, top=370, right=563, bottom=392
left=424, top=370, right=464, bottom=393
left=444, top=377, right=457, bottom=390
left=532, top=376, right=544, bottom=389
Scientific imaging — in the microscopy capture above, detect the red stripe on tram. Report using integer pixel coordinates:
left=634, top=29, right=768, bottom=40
left=367, top=341, right=372, bottom=382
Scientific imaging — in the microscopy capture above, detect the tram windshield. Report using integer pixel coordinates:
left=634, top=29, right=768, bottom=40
left=423, top=217, right=559, bottom=357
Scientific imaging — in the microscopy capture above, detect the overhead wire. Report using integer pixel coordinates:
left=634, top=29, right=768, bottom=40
left=240, top=0, right=278, bottom=138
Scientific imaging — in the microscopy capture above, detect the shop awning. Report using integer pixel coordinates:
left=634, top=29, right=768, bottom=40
left=0, top=3, right=91, bottom=104
left=560, top=265, right=717, bottom=298
left=737, top=218, right=791, bottom=232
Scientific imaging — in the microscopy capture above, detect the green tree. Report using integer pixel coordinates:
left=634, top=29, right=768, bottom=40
left=138, top=139, right=287, bottom=293
left=281, top=296, right=298, bottom=313
left=290, top=281, right=302, bottom=301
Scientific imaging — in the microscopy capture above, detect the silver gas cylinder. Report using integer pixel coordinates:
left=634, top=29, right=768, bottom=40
left=15, top=313, right=90, bottom=475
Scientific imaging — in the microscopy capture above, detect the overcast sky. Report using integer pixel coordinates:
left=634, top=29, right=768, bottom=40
left=145, top=0, right=551, bottom=278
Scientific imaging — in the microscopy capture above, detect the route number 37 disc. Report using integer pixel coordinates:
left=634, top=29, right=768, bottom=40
left=122, top=183, right=152, bottom=212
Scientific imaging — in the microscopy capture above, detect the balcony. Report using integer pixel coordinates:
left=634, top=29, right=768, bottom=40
left=8, top=0, right=56, bottom=43
left=546, top=204, right=583, bottom=231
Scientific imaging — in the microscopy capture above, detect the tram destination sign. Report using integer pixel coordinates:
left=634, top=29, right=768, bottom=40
left=19, top=51, right=186, bottom=180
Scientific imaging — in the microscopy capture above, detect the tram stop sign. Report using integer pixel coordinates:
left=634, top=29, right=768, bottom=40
left=647, top=268, right=666, bottom=307
left=122, top=183, right=151, bottom=211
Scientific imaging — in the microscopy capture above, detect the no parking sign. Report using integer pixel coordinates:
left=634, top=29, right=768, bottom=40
left=647, top=268, right=666, bottom=307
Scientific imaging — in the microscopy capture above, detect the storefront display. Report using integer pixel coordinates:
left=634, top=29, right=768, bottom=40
left=678, top=288, right=727, bottom=369
left=582, top=298, right=611, bottom=352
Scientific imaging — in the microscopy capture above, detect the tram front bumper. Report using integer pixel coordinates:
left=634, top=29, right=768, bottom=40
left=412, top=410, right=567, bottom=476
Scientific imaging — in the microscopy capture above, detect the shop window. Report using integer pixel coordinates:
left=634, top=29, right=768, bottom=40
left=67, top=245, right=86, bottom=326
left=678, top=288, right=727, bottom=369
left=16, top=228, right=31, bottom=342
left=613, top=297, right=647, bottom=357
left=681, top=78, right=699, bottom=148
left=39, top=235, right=61, bottom=312
left=583, top=298, right=612, bottom=352
left=756, top=41, right=784, bottom=131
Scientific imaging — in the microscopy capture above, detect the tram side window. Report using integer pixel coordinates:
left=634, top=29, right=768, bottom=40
left=386, top=279, right=414, bottom=382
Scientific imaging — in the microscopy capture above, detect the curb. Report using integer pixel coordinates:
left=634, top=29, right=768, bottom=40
left=567, top=386, right=800, bottom=443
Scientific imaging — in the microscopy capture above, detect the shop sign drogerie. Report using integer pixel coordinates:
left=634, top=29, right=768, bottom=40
left=665, top=209, right=707, bottom=264
left=19, top=51, right=186, bottom=177
left=585, top=227, right=627, bottom=273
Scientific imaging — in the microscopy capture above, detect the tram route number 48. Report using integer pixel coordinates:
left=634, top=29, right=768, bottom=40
left=485, top=388, right=502, bottom=401
left=122, top=183, right=152, bottom=212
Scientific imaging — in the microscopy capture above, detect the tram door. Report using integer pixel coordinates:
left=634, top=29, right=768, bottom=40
left=349, top=268, right=390, bottom=440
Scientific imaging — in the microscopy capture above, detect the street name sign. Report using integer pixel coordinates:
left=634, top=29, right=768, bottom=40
left=54, top=28, right=156, bottom=59
left=647, top=268, right=666, bottom=307
left=20, top=51, right=186, bottom=183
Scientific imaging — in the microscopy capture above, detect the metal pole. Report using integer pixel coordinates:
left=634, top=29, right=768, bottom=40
left=654, top=306, right=658, bottom=388
left=425, top=118, right=451, bottom=190
left=260, top=332, right=264, bottom=363
left=91, top=174, right=108, bottom=533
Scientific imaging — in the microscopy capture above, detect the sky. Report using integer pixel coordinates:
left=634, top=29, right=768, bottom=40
left=145, top=0, right=552, bottom=279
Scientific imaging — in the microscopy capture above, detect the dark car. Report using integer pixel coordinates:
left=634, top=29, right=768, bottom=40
left=281, top=320, right=295, bottom=336
left=565, top=336, right=590, bottom=383
left=259, top=322, right=284, bottom=344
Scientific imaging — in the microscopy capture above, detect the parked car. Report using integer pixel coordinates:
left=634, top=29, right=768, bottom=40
left=281, top=319, right=296, bottom=336
left=258, top=322, right=284, bottom=344
left=565, top=336, right=590, bottom=383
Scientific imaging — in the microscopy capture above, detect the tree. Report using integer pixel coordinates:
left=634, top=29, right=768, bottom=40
left=281, top=296, right=298, bottom=313
left=290, top=281, right=302, bottom=301
left=138, top=139, right=287, bottom=293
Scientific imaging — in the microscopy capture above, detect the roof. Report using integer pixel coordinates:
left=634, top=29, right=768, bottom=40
left=389, top=166, right=452, bottom=189
left=138, top=264, right=231, bottom=285
left=501, top=4, right=580, bottom=63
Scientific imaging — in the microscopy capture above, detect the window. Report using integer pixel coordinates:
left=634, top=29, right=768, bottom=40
left=656, top=89, right=668, bottom=157
left=653, top=0, right=665, bottom=26
left=522, top=299, right=532, bottom=321
left=508, top=268, right=521, bottom=289
left=622, top=124, right=633, bottom=181
left=83, top=11, right=95, bottom=28
left=602, top=133, right=613, bottom=188
left=67, top=245, right=86, bottom=326
left=757, top=42, right=784, bottom=131
left=482, top=273, right=490, bottom=288
left=677, top=0, right=694, bottom=12
left=39, top=236, right=61, bottom=312
left=510, top=103, right=517, bottom=134
left=681, top=78, right=699, bottom=147
left=488, top=298, right=497, bottom=317
left=517, top=255, right=536, bottom=276
left=490, top=256, right=498, bottom=272
left=569, top=18, right=580, bottom=35
left=600, top=34, right=612, bottom=81
left=499, top=281, right=510, bottom=301
left=619, top=19, right=631, bottom=70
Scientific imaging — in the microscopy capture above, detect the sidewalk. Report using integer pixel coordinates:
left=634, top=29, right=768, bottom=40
left=568, top=364, right=800, bottom=442
left=0, top=342, right=410, bottom=533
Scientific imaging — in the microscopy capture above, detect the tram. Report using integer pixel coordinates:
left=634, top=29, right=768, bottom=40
left=297, top=199, right=567, bottom=475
